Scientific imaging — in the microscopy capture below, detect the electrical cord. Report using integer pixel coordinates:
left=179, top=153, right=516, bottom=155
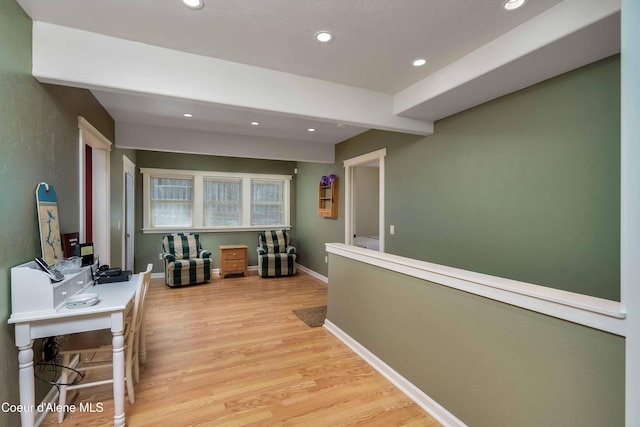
left=34, top=359, right=86, bottom=393
left=35, top=337, right=86, bottom=393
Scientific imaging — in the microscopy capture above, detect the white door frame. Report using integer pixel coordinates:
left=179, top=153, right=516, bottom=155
left=344, top=148, right=386, bottom=252
left=78, top=116, right=112, bottom=265
left=622, top=1, right=640, bottom=425
left=122, top=155, right=136, bottom=270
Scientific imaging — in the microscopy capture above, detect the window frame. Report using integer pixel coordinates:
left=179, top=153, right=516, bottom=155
left=141, top=168, right=292, bottom=233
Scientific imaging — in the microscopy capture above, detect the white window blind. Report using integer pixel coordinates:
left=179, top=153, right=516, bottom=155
left=150, top=176, right=193, bottom=227
left=204, top=178, right=242, bottom=226
left=251, top=179, right=284, bottom=226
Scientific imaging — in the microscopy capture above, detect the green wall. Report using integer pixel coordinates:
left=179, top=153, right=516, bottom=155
left=133, top=150, right=297, bottom=273
left=297, top=55, right=621, bottom=301
left=295, top=161, right=345, bottom=274
left=0, top=1, right=114, bottom=423
left=327, top=254, right=625, bottom=427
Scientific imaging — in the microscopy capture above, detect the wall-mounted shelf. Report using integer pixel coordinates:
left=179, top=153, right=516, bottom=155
left=318, top=177, right=339, bottom=218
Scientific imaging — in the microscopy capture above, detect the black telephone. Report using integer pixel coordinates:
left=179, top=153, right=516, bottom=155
left=34, top=257, right=65, bottom=282
left=97, top=265, right=122, bottom=277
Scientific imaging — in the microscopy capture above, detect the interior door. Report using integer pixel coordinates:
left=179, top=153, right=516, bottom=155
left=125, top=171, right=135, bottom=271
left=91, top=147, right=109, bottom=265
left=84, top=144, right=93, bottom=242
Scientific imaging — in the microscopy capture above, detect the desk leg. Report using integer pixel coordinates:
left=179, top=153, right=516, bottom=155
left=18, top=343, right=35, bottom=427
left=112, top=331, right=126, bottom=427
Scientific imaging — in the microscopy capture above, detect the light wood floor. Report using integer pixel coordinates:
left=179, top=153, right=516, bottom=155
left=41, top=271, right=439, bottom=426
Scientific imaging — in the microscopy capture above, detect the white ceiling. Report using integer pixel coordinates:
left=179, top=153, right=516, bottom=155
left=17, top=0, right=621, bottom=162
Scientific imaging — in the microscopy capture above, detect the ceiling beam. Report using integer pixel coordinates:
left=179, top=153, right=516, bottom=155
left=394, top=0, right=621, bottom=121
left=31, top=22, right=433, bottom=137
left=116, top=122, right=336, bottom=164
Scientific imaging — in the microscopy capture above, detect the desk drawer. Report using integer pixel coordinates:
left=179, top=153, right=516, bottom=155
left=11, top=264, right=93, bottom=314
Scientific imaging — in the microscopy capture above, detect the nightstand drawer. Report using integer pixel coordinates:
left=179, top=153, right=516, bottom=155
left=222, top=250, right=245, bottom=261
left=222, top=260, right=244, bottom=271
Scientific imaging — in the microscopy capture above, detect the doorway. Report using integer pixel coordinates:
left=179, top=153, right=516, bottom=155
left=343, top=148, right=386, bottom=252
left=353, top=162, right=380, bottom=250
left=78, top=117, right=112, bottom=266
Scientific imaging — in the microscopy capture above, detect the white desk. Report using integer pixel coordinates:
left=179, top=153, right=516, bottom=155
left=8, top=269, right=139, bottom=427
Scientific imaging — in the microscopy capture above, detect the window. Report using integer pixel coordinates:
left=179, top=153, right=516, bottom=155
left=251, top=179, right=284, bottom=226
left=141, top=168, right=291, bottom=232
left=150, top=176, right=193, bottom=227
left=204, top=178, right=242, bottom=226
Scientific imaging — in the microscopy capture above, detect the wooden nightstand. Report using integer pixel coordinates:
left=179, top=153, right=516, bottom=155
left=219, top=245, right=248, bottom=278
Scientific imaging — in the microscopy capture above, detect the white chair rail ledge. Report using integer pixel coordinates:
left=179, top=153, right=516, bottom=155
left=325, top=243, right=625, bottom=336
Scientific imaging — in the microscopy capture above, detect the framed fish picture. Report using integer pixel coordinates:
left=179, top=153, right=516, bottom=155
left=36, top=182, right=64, bottom=265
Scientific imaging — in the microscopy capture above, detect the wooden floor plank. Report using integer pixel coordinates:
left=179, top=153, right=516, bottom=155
left=41, top=271, right=439, bottom=426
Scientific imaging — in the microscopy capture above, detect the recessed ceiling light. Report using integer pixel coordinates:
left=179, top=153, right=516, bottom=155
left=503, top=0, right=526, bottom=11
left=183, top=113, right=193, bottom=118
left=251, top=121, right=260, bottom=126
left=183, top=0, right=204, bottom=10
left=412, top=58, right=427, bottom=67
left=308, top=128, right=316, bottom=132
left=315, top=31, right=333, bottom=43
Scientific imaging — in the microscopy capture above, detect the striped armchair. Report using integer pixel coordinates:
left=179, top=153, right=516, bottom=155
left=162, top=233, right=212, bottom=287
left=257, top=230, right=297, bottom=277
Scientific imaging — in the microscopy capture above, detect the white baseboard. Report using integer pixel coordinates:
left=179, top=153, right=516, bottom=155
left=323, top=319, right=466, bottom=427
left=151, top=265, right=260, bottom=281
left=295, top=264, right=328, bottom=283
left=211, top=265, right=259, bottom=275
left=153, top=265, right=323, bottom=281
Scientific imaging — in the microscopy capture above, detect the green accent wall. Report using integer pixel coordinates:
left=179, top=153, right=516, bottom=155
left=297, top=55, right=621, bottom=301
left=0, top=1, right=114, bottom=423
left=133, top=150, right=297, bottom=274
left=295, top=161, right=345, bottom=274
left=327, top=254, right=625, bottom=427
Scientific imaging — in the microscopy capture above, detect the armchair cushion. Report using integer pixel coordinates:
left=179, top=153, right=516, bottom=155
left=163, top=233, right=200, bottom=259
left=259, top=253, right=296, bottom=277
left=165, top=259, right=210, bottom=286
left=261, top=229, right=289, bottom=254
